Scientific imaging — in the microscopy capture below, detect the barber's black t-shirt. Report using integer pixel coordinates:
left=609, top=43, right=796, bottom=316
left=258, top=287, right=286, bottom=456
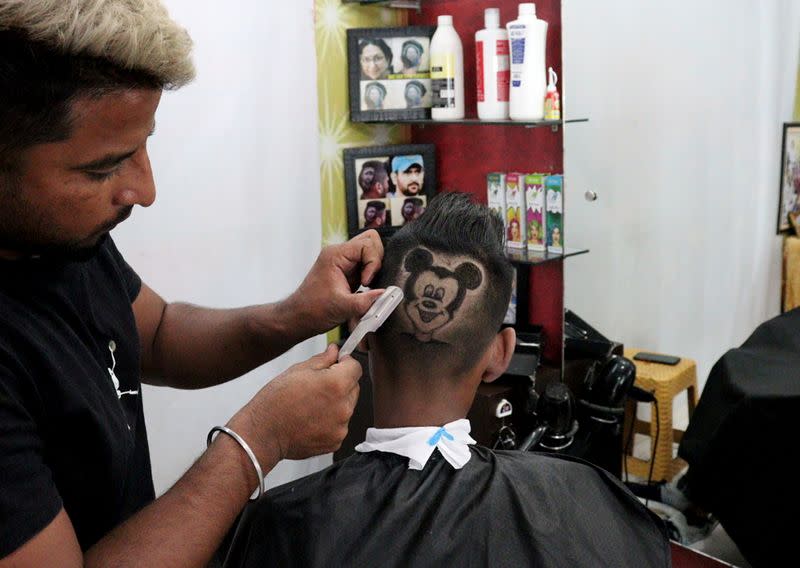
left=0, top=237, right=155, bottom=557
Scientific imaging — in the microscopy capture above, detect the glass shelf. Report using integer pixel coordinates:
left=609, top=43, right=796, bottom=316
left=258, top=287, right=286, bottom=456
left=342, top=0, right=421, bottom=8
left=505, top=246, right=590, bottom=266
left=358, top=118, right=589, bottom=130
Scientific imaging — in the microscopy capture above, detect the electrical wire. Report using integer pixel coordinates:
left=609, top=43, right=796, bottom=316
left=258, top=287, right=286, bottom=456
left=623, top=407, right=636, bottom=483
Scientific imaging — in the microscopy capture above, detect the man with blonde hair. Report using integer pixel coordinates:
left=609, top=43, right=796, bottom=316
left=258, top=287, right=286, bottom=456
left=0, top=1, right=384, bottom=566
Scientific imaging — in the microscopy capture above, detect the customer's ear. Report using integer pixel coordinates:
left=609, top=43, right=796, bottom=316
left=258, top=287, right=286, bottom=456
left=481, top=327, right=516, bottom=383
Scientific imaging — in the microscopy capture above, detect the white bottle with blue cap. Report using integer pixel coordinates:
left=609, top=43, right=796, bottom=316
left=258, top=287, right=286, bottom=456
left=507, top=3, right=548, bottom=121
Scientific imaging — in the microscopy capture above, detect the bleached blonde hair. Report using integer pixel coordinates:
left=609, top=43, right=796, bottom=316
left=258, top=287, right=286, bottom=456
left=0, top=0, right=195, bottom=88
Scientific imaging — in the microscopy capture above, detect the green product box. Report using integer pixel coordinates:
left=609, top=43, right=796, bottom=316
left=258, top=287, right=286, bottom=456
left=545, top=174, right=563, bottom=253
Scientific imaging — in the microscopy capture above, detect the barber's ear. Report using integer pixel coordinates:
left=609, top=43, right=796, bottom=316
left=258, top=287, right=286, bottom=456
left=481, top=327, right=516, bottom=383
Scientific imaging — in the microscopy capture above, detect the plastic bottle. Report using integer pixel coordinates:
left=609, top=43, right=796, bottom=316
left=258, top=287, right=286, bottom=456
left=507, top=3, right=548, bottom=121
left=544, top=67, right=560, bottom=120
left=476, top=8, right=510, bottom=120
left=430, top=15, right=465, bottom=120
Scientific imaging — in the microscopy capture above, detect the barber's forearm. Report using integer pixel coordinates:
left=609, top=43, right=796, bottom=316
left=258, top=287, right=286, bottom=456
left=142, top=297, right=314, bottom=389
left=84, top=421, right=278, bottom=568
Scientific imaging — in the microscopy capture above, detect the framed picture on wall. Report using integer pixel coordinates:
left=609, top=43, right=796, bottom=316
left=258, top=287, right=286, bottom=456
left=347, top=26, right=435, bottom=122
left=343, top=144, right=436, bottom=238
left=778, top=122, right=800, bottom=233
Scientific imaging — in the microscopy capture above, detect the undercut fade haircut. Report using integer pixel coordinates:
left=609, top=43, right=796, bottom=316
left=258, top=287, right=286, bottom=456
left=374, top=192, right=514, bottom=376
left=0, top=0, right=194, bottom=172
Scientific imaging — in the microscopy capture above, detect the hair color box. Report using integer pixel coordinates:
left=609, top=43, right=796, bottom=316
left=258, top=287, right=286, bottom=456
left=505, top=172, right=526, bottom=248
left=524, top=173, right=547, bottom=251
left=487, top=172, right=506, bottom=226
left=545, top=174, right=564, bottom=253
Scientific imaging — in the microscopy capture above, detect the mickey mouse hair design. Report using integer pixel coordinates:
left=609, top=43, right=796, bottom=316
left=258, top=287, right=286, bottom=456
left=402, top=248, right=483, bottom=341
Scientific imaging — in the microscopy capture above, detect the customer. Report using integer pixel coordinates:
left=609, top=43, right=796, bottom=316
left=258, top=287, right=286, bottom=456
left=224, top=194, right=670, bottom=568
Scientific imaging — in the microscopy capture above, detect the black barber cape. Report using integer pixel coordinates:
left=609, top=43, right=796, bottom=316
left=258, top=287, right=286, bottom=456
left=0, top=238, right=154, bottom=556
left=678, top=308, right=800, bottom=567
left=224, top=446, right=670, bottom=568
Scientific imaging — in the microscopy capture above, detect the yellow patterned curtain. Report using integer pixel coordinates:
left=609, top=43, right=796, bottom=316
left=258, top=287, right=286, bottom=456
left=795, top=57, right=800, bottom=120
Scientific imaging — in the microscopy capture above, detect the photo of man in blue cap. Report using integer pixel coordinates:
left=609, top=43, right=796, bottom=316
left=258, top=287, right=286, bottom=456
left=390, top=155, right=425, bottom=196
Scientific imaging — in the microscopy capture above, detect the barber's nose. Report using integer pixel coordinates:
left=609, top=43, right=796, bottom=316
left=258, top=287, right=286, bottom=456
left=114, top=148, right=156, bottom=208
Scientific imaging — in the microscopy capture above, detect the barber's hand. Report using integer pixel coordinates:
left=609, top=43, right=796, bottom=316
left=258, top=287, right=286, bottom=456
left=287, top=230, right=385, bottom=337
left=230, top=344, right=361, bottom=463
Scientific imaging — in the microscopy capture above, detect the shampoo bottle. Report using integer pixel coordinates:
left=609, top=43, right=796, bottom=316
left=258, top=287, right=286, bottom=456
left=430, top=15, right=465, bottom=120
left=544, top=67, right=561, bottom=120
left=507, top=3, right=548, bottom=121
left=476, top=8, right=510, bottom=120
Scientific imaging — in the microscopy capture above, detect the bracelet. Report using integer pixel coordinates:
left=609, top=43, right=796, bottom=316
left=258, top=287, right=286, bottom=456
left=207, top=425, right=265, bottom=501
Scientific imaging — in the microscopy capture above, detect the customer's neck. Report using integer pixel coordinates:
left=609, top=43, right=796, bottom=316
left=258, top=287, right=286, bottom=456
left=371, top=371, right=477, bottom=429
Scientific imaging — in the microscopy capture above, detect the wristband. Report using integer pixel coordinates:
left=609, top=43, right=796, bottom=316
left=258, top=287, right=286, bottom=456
left=207, top=425, right=265, bottom=501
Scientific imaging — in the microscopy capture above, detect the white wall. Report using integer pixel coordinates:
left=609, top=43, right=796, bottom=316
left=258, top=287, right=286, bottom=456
left=562, top=0, right=800, bottom=426
left=113, top=0, right=329, bottom=494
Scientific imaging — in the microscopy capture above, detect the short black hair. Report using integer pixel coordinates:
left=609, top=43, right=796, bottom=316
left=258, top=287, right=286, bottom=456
left=374, top=192, right=514, bottom=375
left=0, top=29, right=162, bottom=173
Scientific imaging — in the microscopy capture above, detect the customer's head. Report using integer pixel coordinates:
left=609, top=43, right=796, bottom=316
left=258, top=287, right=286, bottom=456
left=369, top=193, right=515, bottom=385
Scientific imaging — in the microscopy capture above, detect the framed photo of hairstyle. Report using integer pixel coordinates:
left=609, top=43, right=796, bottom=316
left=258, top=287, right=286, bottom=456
left=347, top=26, right=435, bottom=122
left=778, top=122, right=800, bottom=233
left=343, top=144, right=436, bottom=238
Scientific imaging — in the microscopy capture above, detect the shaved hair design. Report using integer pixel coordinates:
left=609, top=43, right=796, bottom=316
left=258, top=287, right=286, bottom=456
left=374, top=193, right=514, bottom=376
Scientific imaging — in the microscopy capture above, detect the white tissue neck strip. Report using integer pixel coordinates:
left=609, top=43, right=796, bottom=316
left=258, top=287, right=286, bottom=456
left=354, top=419, right=476, bottom=470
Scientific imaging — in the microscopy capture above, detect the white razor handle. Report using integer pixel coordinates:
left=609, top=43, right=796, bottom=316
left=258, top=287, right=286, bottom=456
left=338, top=286, right=404, bottom=360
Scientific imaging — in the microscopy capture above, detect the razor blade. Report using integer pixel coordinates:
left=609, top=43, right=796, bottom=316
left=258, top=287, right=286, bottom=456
left=338, top=286, right=404, bottom=360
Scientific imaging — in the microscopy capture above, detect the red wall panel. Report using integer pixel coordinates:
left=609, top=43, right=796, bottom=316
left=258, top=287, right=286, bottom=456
left=409, top=0, right=565, bottom=362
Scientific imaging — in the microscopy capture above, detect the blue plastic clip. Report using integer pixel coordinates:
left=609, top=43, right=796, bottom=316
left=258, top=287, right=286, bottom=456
left=428, top=427, right=454, bottom=446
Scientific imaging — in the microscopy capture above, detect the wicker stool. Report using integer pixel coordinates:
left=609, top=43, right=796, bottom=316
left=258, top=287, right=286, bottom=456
left=623, top=349, right=699, bottom=482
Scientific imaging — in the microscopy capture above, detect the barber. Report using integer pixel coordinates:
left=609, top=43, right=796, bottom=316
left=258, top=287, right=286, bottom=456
left=0, top=2, right=383, bottom=567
